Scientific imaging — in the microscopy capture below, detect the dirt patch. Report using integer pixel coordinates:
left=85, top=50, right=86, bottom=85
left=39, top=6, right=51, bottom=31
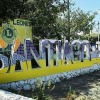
left=50, top=71, right=100, bottom=99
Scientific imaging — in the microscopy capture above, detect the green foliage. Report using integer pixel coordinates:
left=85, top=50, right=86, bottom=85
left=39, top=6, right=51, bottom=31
left=56, top=8, right=96, bottom=40
left=33, top=79, right=55, bottom=100
left=0, top=0, right=67, bottom=39
left=0, top=0, right=96, bottom=40
left=66, top=86, right=77, bottom=100
left=71, top=8, right=96, bottom=34
left=81, top=33, right=98, bottom=43
left=0, top=0, right=28, bottom=19
left=28, top=0, right=66, bottom=39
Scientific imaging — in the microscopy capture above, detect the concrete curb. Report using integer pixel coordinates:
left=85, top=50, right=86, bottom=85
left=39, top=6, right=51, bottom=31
left=0, top=89, right=34, bottom=100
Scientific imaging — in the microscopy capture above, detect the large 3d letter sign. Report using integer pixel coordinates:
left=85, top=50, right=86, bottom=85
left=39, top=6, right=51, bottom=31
left=0, top=19, right=100, bottom=85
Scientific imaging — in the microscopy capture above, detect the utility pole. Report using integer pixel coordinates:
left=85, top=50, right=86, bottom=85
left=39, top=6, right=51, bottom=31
left=98, top=21, right=100, bottom=41
left=67, top=0, right=70, bottom=42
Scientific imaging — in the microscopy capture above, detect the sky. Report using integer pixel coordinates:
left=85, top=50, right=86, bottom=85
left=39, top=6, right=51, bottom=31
left=74, top=0, right=100, bottom=32
left=74, top=0, right=100, bottom=22
left=75, top=0, right=100, bottom=12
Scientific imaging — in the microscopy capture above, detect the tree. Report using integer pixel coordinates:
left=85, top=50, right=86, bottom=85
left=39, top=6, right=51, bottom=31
left=71, top=8, right=96, bottom=35
left=0, top=0, right=28, bottom=19
left=0, top=0, right=96, bottom=40
left=26, top=0, right=67, bottom=39
left=56, top=7, right=96, bottom=40
left=0, top=0, right=66, bottom=39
